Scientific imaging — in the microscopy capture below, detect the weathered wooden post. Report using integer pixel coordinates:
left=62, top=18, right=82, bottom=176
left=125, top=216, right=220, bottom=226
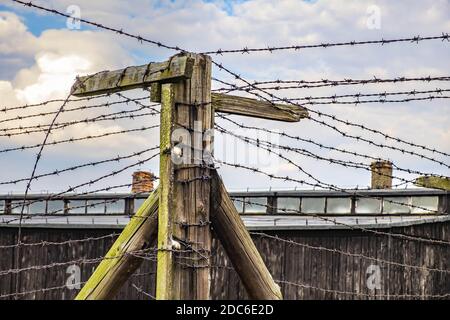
left=70, top=52, right=308, bottom=300
left=156, top=53, right=213, bottom=299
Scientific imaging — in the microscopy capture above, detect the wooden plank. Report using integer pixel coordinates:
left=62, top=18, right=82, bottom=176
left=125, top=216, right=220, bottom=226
left=212, top=93, right=308, bottom=122
left=414, top=176, right=450, bottom=190
left=75, top=187, right=159, bottom=300
left=71, top=55, right=195, bottom=97
left=169, top=53, right=213, bottom=300
left=210, top=170, right=282, bottom=300
left=155, top=83, right=176, bottom=300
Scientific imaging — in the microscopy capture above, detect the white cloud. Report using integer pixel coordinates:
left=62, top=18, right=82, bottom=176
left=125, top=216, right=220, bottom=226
left=0, top=0, right=449, bottom=192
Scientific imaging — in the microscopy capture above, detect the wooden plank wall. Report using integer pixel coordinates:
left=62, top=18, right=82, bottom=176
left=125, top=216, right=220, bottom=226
left=0, top=221, right=448, bottom=300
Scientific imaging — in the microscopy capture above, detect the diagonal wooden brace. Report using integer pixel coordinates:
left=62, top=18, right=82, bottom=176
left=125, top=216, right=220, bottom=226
left=75, top=187, right=159, bottom=300
left=210, top=170, right=282, bottom=300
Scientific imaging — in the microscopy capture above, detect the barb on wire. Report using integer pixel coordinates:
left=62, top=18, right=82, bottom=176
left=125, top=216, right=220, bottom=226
left=0, top=281, right=87, bottom=299
left=251, top=232, right=450, bottom=274
left=0, top=103, right=158, bottom=135
left=203, top=33, right=450, bottom=55
left=0, top=95, right=152, bottom=126
left=213, top=85, right=450, bottom=104
left=0, top=233, right=118, bottom=250
left=215, top=124, right=449, bottom=188
left=0, top=125, right=160, bottom=155
left=0, top=146, right=159, bottom=186
left=277, top=279, right=450, bottom=299
left=131, top=283, right=155, bottom=300
left=216, top=114, right=446, bottom=178
left=212, top=62, right=450, bottom=160
left=212, top=76, right=450, bottom=92
left=0, top=93, right=112, bottom=113
left=10, top=0, right=185, bottom=52
left=6, top=151, right=160, bottom=216
left=215, top=149, right=445, bottom=215
left=0, top=247, right=159, bottom=277
left=231, top=198, right=450, bottom=246
left=12, top=74, right=92, bottom=298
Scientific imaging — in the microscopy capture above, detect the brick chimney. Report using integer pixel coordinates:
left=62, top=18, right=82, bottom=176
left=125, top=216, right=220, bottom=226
left=131, top=171, right=154, bottom=193
left=370, top=160, right=393, bottom=189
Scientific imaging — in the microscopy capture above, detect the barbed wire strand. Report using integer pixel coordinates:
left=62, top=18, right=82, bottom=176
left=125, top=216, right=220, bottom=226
left=212, top=64, right=450, bottom=160
left=214, top=124, right=448, bottom=188
left=250, top=232, right=450, bottom=274
left=0, top=95, right=152, bottom=126
left=0, top=146, right=159, bottom=186
left=231, top=198, right=450, bottom=246
left=10, top=0, right=185, bottom=52
left=0, top=125, right=160, bottom=155
left=212, top=76, right=450, bottom=91
left=216, top=114, right=446, bottom=178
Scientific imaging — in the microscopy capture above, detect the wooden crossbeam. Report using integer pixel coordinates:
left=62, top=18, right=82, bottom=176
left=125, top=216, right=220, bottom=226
left=414, top=176, right=450, bottom=191
left=75, top=187, right=159, bottom=300
left=71, top=55, right=194, bottom=97
left=72, top=53, right=286, bottom=301
left=212, top=93, right=308, bottom=122
left=210, top=170, right=282, bottom=300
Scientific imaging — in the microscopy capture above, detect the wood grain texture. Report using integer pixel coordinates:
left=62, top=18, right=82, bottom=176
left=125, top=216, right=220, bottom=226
left=415, top=176, right=450, bottom=191
left=0, top=222, right=449, bottom=300
left=75, top=187, right=159, bottom=300
left=212, top=93, right=308, bottom=122
left=154, top=53, right=213, bottom=300
left=71, top=55, right=194, bottom=97
left=210, top=170, right=282, bottom=300
left=156, top=83, right=175, bottom=300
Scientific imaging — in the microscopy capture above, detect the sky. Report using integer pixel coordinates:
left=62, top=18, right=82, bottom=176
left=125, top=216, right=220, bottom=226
left=0, top=0, right=449, bottom=194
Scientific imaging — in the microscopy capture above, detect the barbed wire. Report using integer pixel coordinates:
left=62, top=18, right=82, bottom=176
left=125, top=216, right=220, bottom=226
left=5, top=0, right=449, bottom=300
left=212, top=125, right=448, bottom=214
left=0, top=281, right=87, bottom=299
left=277, top=279, right=450, bottom=299
left=0, top=146, right=159, bottom=186
left=0, top=232, right=118, bottom=250
left=0, top=246, right=204, bottom=277
left=216, top=114, right=446, bottom=178
left=213, top=85, right=450, bottom=104
left=0, top=124, right=160, bottom=154
left=0, top=93, right=113, bottom=113
left=2, top=189, right=158, bottom=225
left=0, top=95, right=152, bottom=126
left=5, top=151, right=160, bottom=216
left=251, top=232, right=450, bottom=274
left=0, top=111, right=158, bottom=138
left=11, top=70, right=113, bottom=299
left=231, top=198, right=450, bottom=246
left=212, top=76, right=450, bottom=92
left=0, top=258, right=230, bottom=299
left=284, top=95, right=450, bottom=106
left=202, top=33, right=450, bottom=55
left=10, top=0, right=185, bottom=52
left=131, top=283, right=155, bottom=300
left=0, top=104, right=158, bottom=135
left=216, top=151, right=446, bottom=216
left=212, top=64, right=450, bottom=160
left=214, top=124, right=448, bottom=188
left=217, top=90, right=450, bottom=106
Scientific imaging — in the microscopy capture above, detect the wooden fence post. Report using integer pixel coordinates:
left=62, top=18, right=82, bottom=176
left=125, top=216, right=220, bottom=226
left=75, top=188, right=159, bottom=300
left=156, top=53, right=213, bottom=300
